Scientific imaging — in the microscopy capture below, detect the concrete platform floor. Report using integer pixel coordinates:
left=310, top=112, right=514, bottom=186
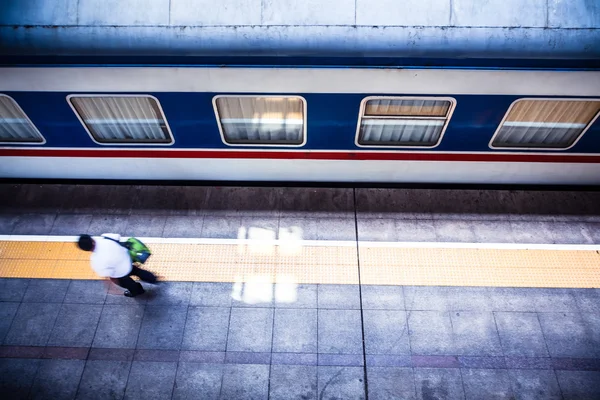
left=1, top=184, right=600, bottom=399
left=1, top=279, right=600, bottom=399
left=1, top=184, right=600, bottom=244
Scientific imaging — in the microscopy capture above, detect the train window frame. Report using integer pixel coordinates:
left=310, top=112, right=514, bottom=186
left=66, top=94, right=175, bottom=146
left=212, top=95, right=307, bottom=147
left=488, top=98, right=600, bottom=151
left=354, top=96, right=457, bottom=149
left=0, top=94, right=46, bottom=145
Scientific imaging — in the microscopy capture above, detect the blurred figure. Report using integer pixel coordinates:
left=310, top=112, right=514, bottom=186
left=77, top=233, right=157, bottom=297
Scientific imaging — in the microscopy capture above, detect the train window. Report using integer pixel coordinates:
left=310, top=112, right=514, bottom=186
left=68, top=95, right=174, bottom=145
left=0, top=95, right=45, bottom=144
left=356, top=97, right=455, bottom=148
left=490, top=99, right=600, bottom=150
left=213, top=96, right=306, bottom=146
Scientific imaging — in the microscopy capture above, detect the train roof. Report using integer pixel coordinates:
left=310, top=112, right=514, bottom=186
left=0, top=0, right=599, bottom=68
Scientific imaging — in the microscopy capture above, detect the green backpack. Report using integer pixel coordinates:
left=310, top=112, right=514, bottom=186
left=123, top=237, right=152, bottom=264
left=104, top=236, right=152, bottom=264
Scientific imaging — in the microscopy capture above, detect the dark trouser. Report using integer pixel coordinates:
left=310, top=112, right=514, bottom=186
left=110, top=265, right=157, bottom=295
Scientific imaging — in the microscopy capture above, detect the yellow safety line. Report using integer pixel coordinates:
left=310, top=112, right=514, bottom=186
left=0, top=241, right=599, bottom=288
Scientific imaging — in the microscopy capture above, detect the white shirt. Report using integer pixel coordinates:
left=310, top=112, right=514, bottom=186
left=90, top=233, right=132, bottom=278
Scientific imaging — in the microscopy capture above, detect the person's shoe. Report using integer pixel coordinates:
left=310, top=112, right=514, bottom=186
left=124, top=288, right=145, bottom=297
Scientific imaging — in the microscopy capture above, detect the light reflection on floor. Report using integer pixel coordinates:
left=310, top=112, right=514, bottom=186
left=231, top=277, right=299, bottom=305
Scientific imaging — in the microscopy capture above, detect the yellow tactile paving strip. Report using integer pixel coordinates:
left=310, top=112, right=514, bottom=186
left=0, top=241, right=599, bottom=288
left=359, top=247, right=600, bottom=287
left=0, top=241, right=359, bottom=285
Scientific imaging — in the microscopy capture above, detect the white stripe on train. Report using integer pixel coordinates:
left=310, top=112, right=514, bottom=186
left=1, top=67, right=599, bottom=97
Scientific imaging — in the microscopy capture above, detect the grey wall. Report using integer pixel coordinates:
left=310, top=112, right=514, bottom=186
left=0, top=0, right=599, bottom=57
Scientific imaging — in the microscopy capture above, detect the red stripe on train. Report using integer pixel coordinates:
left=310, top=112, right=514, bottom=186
left=1, top=149, right=600, bottom=163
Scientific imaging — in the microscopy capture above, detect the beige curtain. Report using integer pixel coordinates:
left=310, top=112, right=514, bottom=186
left=359, top=99, right=450, bottom=146
left=216, top=97, right=304, bottom=144
left=70, top=97, right=170, bottom=143
left=0, top=96, right=43, bottom=142
left=493, top=100, right=600, bottom=148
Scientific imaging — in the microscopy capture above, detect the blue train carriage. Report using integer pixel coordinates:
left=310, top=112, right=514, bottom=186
left=0, top=0, right=599, bottom=185
left=1, top=67, right=599, bottom=184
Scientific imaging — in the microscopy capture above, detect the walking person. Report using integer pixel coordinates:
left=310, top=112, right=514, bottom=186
left=77, top=233, right=157, bottom=297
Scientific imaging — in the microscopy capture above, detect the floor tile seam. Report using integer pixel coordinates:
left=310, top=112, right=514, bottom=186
left=352, top=188, right=369, bottom=400
left=16, top=298, right=107, bottom=304
left=166, top=303, right=192, bottom=399
left=408, top=308, right=531, bottom=313
left=72, top=349, right=95, bottom=399
left=31, top=294, right=64, bottom=350
left=0, top=300, right=22, bottom=345
left=497, top=368, right=517, bottom=399
left=315, top=284, right=320, bottom=364
left=522, top=309, right=585, bottom=315
left=447, top=310, right=456, bottom=358
left=158, top=212, right=168, bottom=240
left=1, top=295, right=589, bottom=312
left=536, top=309, right=558, bottom=370
left=9, top=212, right=58, bottom=237
left=17, top=278, right=30, bottom=303
left=44, top=213, right=60, bottom=236
left=5, top=345, right=600, bottom=368
left=87, top=299, right=109, bottom=352
left=169, top=351, right=181, bottom=399
left=405, top=309, right=415, bottom=364
left=267, top=296, right=276, bottom=398
left=50, top=214, right=93, bottom=236
left=131, top=303, right=147, bottom=357
left=490, top=311, right=508, bottom=359
left=125, top=211, right=173, bottom=218
left=409, top=366, right=421, bottom=399
left=553, top=365, right=567, bottom=400
left=218, top=304, right=233, bottom=399
left=2, top=300, right=23, bottom=346
left=25, top=351, right=44, bottom=400
left=117, top=353, right=134, bottom=400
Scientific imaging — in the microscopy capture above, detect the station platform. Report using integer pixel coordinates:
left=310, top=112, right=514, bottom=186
left=1, top=184, right=600, bottom=399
